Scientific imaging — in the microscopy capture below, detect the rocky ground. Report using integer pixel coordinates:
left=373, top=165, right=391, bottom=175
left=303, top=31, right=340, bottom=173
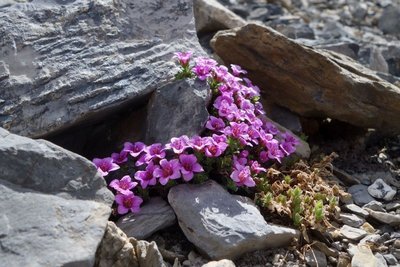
left=1, top=0, right=399, bottom=267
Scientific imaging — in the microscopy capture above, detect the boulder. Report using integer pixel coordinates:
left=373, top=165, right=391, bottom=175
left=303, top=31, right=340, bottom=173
left=145, top=79, right=210, bottom=144
left=211, top=23, right=400, bottom=133
left=0, top=127, right=113, bottom=267
left=193, top=0, right=246, bottom=33
left=117, top=197, right=176, bottom=240
left=0, top=0, right=203, bottom=138
left=168, top=180, right=299, bottom=260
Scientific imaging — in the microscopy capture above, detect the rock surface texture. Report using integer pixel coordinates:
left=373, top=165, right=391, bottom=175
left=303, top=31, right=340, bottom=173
left=211, top=23, right=400, bottom=132
left=0, top=0, right=203, bottom=137
left=117, top=197, right=176, bottom=240
left=168, top=180, right=299, bottom=260
left=0, top=127, right=113, bottom=267
left=145, top=79, right=210, bottom=144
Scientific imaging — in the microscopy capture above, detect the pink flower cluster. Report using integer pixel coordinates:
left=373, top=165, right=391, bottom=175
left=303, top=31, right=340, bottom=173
left=93, top=52, right=299, bottom=215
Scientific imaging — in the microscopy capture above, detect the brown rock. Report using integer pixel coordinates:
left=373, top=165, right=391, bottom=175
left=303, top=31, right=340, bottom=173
left=211, top=23, right=400, bottom=133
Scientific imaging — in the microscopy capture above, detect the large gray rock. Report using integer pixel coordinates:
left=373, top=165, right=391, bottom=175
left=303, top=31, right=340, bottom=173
left=0, top=0, right=203, bottom=138
left=0, top=128, right=113, bottom=266
left=348, top=184, right=375, bottom=206
left=367, top=178, right=397, bottom=201
left=168, top=180, right=299, bottom=260
left=145, top=79, right=210, bottom=144
left=117, top=197, right=176, bottom=240
left=211, top=23, right=400, bottom=133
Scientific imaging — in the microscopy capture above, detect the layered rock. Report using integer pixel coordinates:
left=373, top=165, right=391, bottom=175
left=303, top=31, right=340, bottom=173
left=168, top=180, right=299, bottom=260
left=211, top=23, right=400, bottom=132
left=0, top=127, right=113, bottom=267
left=0, top=0, right=203, bottom=137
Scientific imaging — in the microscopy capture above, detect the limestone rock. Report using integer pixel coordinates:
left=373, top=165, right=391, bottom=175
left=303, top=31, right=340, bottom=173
left=367, top=179, right=397, bottom=201
left=210, top=23, right=400, bottom=132
left=131, top=239, right=166, bottom=267
left=363, top=201, right=386, bottom=212
left=0, top=128, right=113, bottom=267
left=145, top=79, right=210, bottom=144
left=0, top=0, right=203, bottom=137
left=194, top=0, right=246, bottom=33
left=365, top=208, right=400, bottom=226
left=343, top=204, right=369, bottom=218
left=202, top=259, right=236, bottom=267
left=340, top=225, right=367, bottom=241
left=339, top=213, right=365, bottom=228
left=348, top=184, right=375, bottom=206
left=351, top=245, right=378, bottom=267
left=168, top=180, right=299, bottom=260
left=305, top=249, right=327, bottom=267
left=95, top=222, right=139, bottom=267
left=117, top=197, right=176, bottom=240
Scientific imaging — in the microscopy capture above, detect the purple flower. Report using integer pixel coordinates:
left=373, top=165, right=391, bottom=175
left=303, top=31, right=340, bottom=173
left=264, top=122, right=280, bottom=135
left=231, top=64, right=247, bottom=76
left=175, top=51, right=193, bottom=66
left=123, top=142, right=145, bottom=158
left=189, top=135, right=210, bottom=151
left=154, top=159, right=181, bottom=185
left=212, top=65, right=229, bottom=82
left=281, top=132, right=300, bottom=145
left=223, top=122, right=249, bottom=145
left=230, top=165, right=255, bottom=187
left=280, top=141, right=296, bottom=156
left=266, top=140, right=284, bottom=163
left=165, top=135, right=190, bottom=154
left=192, top=57, right=217, bottom=80
left=93, top=157, right=120, bottom=176
left=215, top=99, right=238, bottom=121
left=115, top=192, right=143, bottom=214
left=206, top=116, right=225, bottom=131
left=145, top=143, right=166, bottom=162
left=250, top=160, right=266, bottom=174
left=179, top=154, right=204, bottom=181
left=109, top=175, right=137, bottom=195
left=212, top=134, right=227, bottom=144
left=134, top=162, right=158, bottom=189
left=204, top=140, right=228, bottom=157
left=111, top=150, right=128, bottom=164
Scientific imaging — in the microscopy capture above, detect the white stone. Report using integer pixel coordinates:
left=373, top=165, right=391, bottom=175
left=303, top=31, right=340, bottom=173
left=368, top=179, right=397, bottom=201
left=339, top=213, right=365, bottom=228
left=340, top=225, right=367, bottom=241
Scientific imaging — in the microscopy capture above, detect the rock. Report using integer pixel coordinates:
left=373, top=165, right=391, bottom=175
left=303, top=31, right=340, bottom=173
left=0, top=0, right=203, bottom=137
left=316, top=42, right=359, bottom=59
left=383, top=254, right=398, bottom=265
left=210, top=23, right=400, bottom=133
left=351, top=245, right=378, bottom=267
left=369, top=47, right=389, bottom=73
left=305, top=249, right=327, bottom=267
left=339, top=213, right=365, bottom=228
left=95, top=222, right=139, bottom=267
left=375, top=253, right=389, bottom=267
left=363, top=201, right=386, bottom=212
left=131, top=239, right=166, bottom=267
left=312, top=241, right=338, bottom=258
left=337, top=253, right=351, bottom=267
left=361, top=222, right=376, bottom=234
left=117, top=197, right=176, bottom=240
left=276, top=23, right=315, bottom=40
left=365, top=208, right=400, bottom=226
left=194, top=0, right=246, bottom=33
left=145, top=79, right=210, bottom=144
left=359, top=234, right=382, bottom=245
left=343, top=204, right=369, bottom=218
left=202, top=259, right=236, bottom=267
left=340, top=225, right=367, bottom=241
left=368, top=179, right=397, bottom=201
left=386, top=202, right=400, bottom=211
left=0, top=128, right=113, bottom=267
left=378, top=6, right=400, bottom=35
left=348, top=185, right=375, bottom=206
left=168, top=180, right=299, bottom=260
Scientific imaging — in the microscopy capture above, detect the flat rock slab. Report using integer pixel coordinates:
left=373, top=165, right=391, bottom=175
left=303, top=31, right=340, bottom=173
left=211, top=23, right=400, bottom=132
left=0, top=128, right=113, bottom=266
left=0, top=0, right=203, bottom=137
left=168, top=180, right=299, bottom=260
left=117, top=197, right=176, bottom=240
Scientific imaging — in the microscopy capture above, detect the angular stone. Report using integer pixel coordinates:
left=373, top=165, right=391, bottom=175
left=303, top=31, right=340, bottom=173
left=305, top=249, right=327, bottom=267
left=343, top=204, right=369, bottom=218
left=363, top=201, right=386, bottom=212
left=131, top=239, right=166, bottom=267
left=383, top=254, right=398, bottom=265
left=348, top=184, right=375, bottom=206
left=168, top=180, right=299, bottom=260
left=368, top=179, right=397, bottom=201
left=145, top=79, right=210, bottom=144
left=95, top=222, right=139, bottom=267
left=117, top=197, right=176, bottom=240
left=0, top=0, right=204, bottom=137
left=0, top=128, right=113, bottom=267
left=365, top=208, right=400, bottom=226
left=386, top=202, right=400, bottom=211
left=210, top=23, right=400, bottom=133
left=351, top=245, right=378, bottom=267
left=202, top=259, right=236, bottom=267
left=375, top=253, right=389, bottom=267
left=339, top=213, right=365, bottom=228
left=340, top=225, right=367, bottom=241
left=193, top=0, right=246, bottom=33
